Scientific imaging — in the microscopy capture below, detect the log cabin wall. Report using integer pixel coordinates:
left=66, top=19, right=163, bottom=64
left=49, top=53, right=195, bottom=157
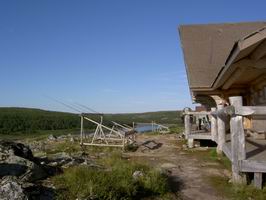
left=250, top=81, right=266, bottom=132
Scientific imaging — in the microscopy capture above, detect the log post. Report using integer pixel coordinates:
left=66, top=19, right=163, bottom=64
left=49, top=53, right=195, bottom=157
left=211, top=107, right=218, bottom=142
left=217, top=104, right=226, bottom=155
left=254, top=172, right=263, bottom=189
left=229, top=96, right=246, bottom=184
left=184, top=108, right=191, bottom=140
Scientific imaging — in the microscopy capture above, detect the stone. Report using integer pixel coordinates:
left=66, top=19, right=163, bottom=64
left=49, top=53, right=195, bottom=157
left=0, top=141, right=48, bottom=182
left=0, top=176, right=28, bottom=200
left=69, top=137, right=75, bottom=142
left=132, top=171, right=144, bottom=180
left=0, top=141, right=34, bottom=161
left=182, top=144, right=188, bottom=150
left=48, top=135, right=57, bottom=141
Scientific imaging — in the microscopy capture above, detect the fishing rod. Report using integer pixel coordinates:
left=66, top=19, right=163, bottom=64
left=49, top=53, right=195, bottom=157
left=73, top=102, right=103, bottom=116
left=45, top=95, right=83, bottom=113
left=45, top=95, right=134, bottom=131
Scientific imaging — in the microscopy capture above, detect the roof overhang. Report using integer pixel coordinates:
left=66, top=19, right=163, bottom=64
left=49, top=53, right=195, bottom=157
left=212, top=27, right=266, bottom=90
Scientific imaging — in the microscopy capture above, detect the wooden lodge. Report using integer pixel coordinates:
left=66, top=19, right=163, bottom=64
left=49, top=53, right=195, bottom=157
left=179, top=22, right=266, bottom=188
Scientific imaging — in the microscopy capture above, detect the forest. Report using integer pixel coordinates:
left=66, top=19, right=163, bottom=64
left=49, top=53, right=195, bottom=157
left=0, top=107, right=182, bottom=134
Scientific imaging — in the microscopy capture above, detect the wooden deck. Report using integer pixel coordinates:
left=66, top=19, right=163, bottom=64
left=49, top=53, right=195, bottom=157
left=188, top=129, right=266, bottom=173
left=188, top=130, right=212, bottom=140
left=223, top=137, right=266, bottom=172
left=184, top=99, right=266, bottom=188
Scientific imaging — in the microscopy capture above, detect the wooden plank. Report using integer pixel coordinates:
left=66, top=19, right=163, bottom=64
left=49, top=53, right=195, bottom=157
left=240, top=160, right=266, bottom=172
left=236, top=106, right=266, bottom=116
left=251, top=40, right=266, bottom=60
left=84, top=116, right=123, bottom=137
left=254, top=173, right=263, bottom=189
left=211, top=105, right=266, bottom=117
left=217, top=104, right=226, bottom=155
left=82, top=142, right=124, bottom=148
left=211, top=106, right=235, bottom=117
left=188, top=134, right=212, bottom=140
left=185, top=111, right=211, bottom=115
left=222, top=67, right=246, bottom=90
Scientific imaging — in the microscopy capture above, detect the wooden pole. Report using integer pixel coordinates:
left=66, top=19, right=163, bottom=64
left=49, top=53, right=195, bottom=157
left=229, top=96, right=246, bottom=184
left=254, top=172, right=263, bottom=189
left=211, top=107, right=218, bottom=142
left=80, top=115, right=84, bottom=145
left=184, top=108, right=191, bottom=140
left=217, top=104, right=226, bottom=155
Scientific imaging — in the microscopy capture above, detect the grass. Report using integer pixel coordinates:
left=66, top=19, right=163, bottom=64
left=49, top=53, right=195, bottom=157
left=0, top=129, right=79, bottom=141
left=169, top=125, right=184, bottom=134
left=185, top=147, right=231, bottom=170
left=185, top=146, right=266, bottom=200
left=209, top=175, right=266, bottom=200
left=52, top=152, right=170, bottom=200
left=207, top=149, right=231, bottom=170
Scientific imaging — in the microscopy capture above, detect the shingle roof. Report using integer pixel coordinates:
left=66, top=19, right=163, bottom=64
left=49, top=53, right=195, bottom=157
left=179, top=22, right=266, bottom=89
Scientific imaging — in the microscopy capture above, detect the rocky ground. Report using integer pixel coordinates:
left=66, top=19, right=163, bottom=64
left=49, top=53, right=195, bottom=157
left=125, top=134, right=231, bottom=200
left=0, top=133, right=231, bottom=200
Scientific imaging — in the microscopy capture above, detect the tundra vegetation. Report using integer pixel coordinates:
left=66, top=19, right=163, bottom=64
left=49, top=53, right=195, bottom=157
left=2, top=107, right=266, bottom=199
left=52, top=152, right=170, bottom=200
left=0, top=107, right=182, bottom=135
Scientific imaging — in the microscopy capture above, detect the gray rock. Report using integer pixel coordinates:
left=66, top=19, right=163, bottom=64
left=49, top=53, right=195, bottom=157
left=132, top=171, right=144, bottom=180
left=0, top=141, right=48, bottom=182
left=48, top=135, right=57, bottom=141
left=69, top=137, right=75, bottom=142
left=1, top=154, right=48, bottom=182
left=0, top=176, right=28, bottom=200
left=0, top=141, right=34, bottom=161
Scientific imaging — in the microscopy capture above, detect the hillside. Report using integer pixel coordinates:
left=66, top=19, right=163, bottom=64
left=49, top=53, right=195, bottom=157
left=0, top=107, right=182, bottom=134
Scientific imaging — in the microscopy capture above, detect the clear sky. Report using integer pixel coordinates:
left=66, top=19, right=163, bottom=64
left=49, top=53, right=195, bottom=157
left=0, top=0, right=265, bottom=113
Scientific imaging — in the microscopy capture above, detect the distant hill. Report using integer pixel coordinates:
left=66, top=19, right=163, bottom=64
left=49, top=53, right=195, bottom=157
left=0, top=107, right=182, bottom=134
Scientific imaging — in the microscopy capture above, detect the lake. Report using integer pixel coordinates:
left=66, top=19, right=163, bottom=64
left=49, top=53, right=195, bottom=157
left=135, top=125, right=160, bottom=133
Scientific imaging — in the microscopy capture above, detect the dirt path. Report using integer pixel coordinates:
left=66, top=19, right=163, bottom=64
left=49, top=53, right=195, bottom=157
left=125, top=134, right=230, bottom=200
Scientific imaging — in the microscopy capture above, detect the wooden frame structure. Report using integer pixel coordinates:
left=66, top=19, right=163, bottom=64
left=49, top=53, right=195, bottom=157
left=80, top=114, right=136, bottom=149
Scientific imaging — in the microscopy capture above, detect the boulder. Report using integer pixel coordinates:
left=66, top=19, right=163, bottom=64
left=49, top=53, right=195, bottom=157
left=0, top=141, right=34, bottom=161
left=0, top=176, right=28, bottom=200
left=48, top=135, right=57, bottom=141
left=0, top=141, right=48, bottom=182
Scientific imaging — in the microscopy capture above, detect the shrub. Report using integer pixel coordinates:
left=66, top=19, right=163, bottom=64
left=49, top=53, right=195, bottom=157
left=53, top=153, right=169, bottom=199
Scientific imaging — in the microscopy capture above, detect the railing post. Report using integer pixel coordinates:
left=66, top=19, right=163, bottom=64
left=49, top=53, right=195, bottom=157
left=217, top=104, right=226, bottom=155
left=211, top=107, right=218, bottom=142
left=229, top=96, right=246, bottom=184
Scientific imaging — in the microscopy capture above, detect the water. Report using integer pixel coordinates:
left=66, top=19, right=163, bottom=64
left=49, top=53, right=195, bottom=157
left=135, top=125, right=160, bottom=133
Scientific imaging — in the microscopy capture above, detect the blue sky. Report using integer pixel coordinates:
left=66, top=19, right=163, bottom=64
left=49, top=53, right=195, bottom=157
left=0, top=0, right=265, bottom=113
